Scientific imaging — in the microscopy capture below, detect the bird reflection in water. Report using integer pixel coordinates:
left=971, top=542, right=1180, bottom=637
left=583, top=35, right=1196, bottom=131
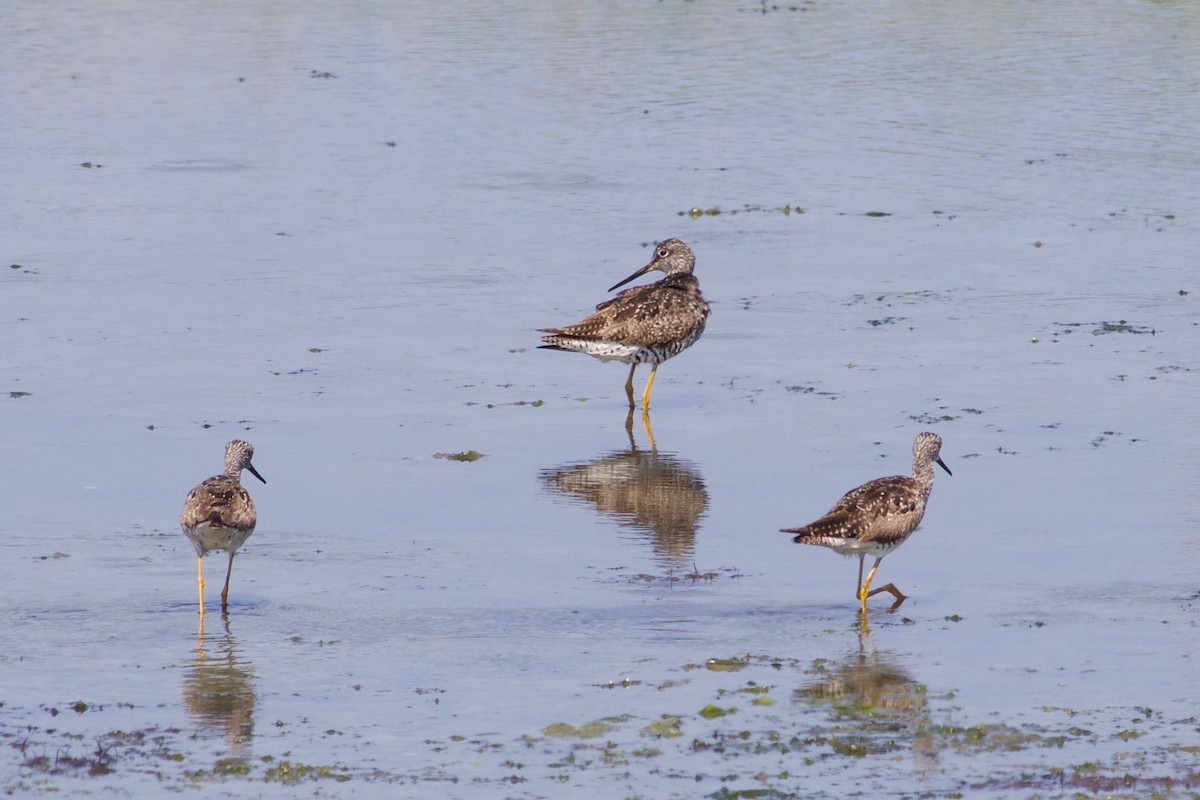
left=183, top=615, right=256, bottom=756
left=539, top=410, right=708, bottom=572
left=794, top=616, right=937, bottom=772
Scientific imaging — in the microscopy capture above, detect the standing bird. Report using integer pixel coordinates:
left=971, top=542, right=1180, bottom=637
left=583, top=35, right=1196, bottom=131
left=782, top=432, right=951, bottom=613
left=539, top=238, right=710, bottom=410
left=181, top=440, right=266, bottom=616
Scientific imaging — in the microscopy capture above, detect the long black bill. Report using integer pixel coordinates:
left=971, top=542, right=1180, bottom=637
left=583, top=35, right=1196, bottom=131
left=246, top=463, right=267, bottom=484
left=935, top=457, right=952, bottom=476
left=607, top=261, right=655, bottom=293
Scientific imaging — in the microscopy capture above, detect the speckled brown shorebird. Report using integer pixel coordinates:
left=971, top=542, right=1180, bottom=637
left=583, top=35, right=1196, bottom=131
left=180, top=440, right=266, bottom=616
left=782, top=432, right=951, bottom=613
left=538, top=238, right=710, bottom=409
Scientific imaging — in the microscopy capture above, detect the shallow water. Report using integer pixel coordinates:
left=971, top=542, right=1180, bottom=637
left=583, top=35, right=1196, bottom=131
left=4, top=1, right=1200, bottom=797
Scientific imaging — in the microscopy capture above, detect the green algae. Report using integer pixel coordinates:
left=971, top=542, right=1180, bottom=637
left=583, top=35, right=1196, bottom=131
left=699, top=704, right=736, bottom=720
left=642, top=715, right=683, bottom=739
left=5, top=662, right=1199, bottom=799
left=680, top=203, right=803, bottom=219
left=261, top=760, right=352, bottom=783
left=542, top=715, right=632, bottom=739
left=434, top=450, right=484, bottom=462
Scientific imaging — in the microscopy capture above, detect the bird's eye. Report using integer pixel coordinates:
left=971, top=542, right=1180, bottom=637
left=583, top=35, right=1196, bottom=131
left=657, top=247, right=669, bottom=258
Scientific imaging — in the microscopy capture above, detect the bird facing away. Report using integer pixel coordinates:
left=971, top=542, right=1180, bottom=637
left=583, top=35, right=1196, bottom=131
left=538, top=238, right=710, bottom=409
left=180, top=440, right=266, bottom=616
left=782, top=432, right=951, bottom=613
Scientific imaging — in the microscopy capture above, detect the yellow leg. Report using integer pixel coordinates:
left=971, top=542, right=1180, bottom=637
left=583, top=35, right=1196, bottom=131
left=641, top=407, right=657, bottom=452
left=641, top=365, right=658, bottom=409
left=857, top=605, right=872, bottom=632
left=220, top=553, right=235, bottom=613
left=859, top=557, right=907, bottom=610
left=858, top=557, right=883, bottom=613
left=624, top=364, right=637, bottom=408
left=867, top=583, right=906, bottom=602
left=197, top=556, right=206, bottom=618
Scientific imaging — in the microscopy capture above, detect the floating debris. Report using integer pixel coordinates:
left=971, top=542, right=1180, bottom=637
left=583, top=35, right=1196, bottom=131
left=698, top=704, right=735, bottom=720
left=680, top=203, right=804, bottom=218
left=1049, top=319, right=1156, bottom=336
left=641, top=715, right=683, bottom=739
left=434, top=450, right=484, bottom=462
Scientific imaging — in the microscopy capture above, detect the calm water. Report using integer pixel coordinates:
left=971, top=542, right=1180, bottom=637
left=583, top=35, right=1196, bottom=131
left=3, top=1, right=1199, bottom=797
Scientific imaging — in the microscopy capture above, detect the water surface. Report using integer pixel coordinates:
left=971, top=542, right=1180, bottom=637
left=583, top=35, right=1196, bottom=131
left=3, top=1, right=1199, bottom=796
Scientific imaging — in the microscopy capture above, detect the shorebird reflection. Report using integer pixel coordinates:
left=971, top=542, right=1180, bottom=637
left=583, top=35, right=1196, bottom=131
left=540, top=411, right=708, bottom=571
left=795, top=616, right=936, bottom=772
left=184, top=615, right=256, bottom=753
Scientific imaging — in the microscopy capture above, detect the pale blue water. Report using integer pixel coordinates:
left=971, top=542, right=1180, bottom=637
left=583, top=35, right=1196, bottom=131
left=3, top=1, right=1199, bottom=796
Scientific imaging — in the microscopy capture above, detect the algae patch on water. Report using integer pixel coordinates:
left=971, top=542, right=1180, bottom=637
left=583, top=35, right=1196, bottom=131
left=261, top=760, right=352, bottom=784
left=542, top=715, right=632, bottom=739
left=704, top=656, right=749, bottom=673
left=698, top=704, right=736, bottom=720
left=680, top=203, right=804, bottom=218
left=641, top=715, right=683, bottom=739
left=434, top=450, right=485, bottom=462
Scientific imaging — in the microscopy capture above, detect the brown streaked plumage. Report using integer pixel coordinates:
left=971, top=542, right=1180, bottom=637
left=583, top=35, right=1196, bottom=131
left=538, top=238, right=710, bottom=409
left=181, top=440, right=266, bottom=616
left=782, top=432, right=951, bottom=613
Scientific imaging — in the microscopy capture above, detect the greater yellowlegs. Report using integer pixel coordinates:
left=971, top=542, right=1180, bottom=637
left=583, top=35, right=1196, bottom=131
left=782, top=432, right=951, bottom=612
left=539, top=238, right=710, bottom=409
left=181, top=440, right=265, bottom=616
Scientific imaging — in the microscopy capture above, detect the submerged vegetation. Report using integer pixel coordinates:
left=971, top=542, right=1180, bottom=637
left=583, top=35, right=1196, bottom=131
left=7, top=654, right=1199, bottom=798
left=433, top=450, right=485, bottom=462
